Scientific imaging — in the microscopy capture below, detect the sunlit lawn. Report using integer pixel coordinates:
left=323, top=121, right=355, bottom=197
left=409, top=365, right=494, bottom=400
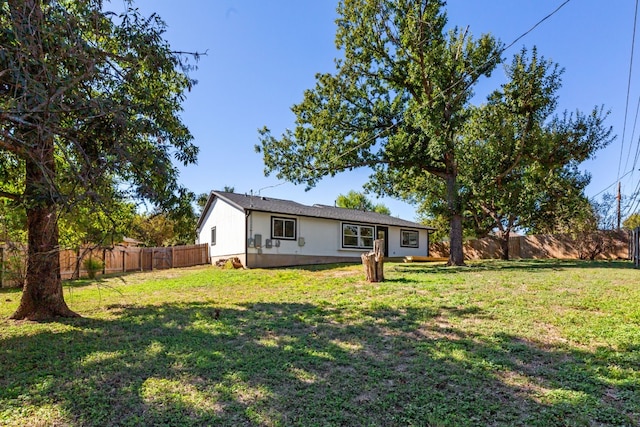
left=1, top=260, right=639, bottom=426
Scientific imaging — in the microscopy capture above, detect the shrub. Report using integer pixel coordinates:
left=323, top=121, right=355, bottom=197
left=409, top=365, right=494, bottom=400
left=83, top=257, right=104, bottom=279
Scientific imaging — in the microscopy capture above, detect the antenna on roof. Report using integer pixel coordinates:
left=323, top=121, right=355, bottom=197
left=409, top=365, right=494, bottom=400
left=257, top=181, right=287, bottom=195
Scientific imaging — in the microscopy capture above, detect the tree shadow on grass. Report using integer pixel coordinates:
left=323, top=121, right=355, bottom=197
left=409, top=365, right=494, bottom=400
left=392, top=259, right=634, bottom=275
left=1, top=301, right=638, bottom=426
left=287, top=263, right=361, bottom=272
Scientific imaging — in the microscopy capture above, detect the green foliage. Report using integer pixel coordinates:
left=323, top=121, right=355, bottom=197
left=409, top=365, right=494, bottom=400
left=1, top=0, right=199, bottom=211
left=195, top=193, right=209, bottom=218
left=82, top=257, right=104, bottom=280
left=336, top=190, right=391, bottom=215
left=130, top=213, right=176, bottom=247
left=0, top=199, right=26, bottom=245
left=257, top=0, right=502, bottom=264
left=129, top=206, right=197, bottom=247
left=412, top=48, right=613, bottom=259
left=58, top=198, right=137, bottom=249
left=623, top=212, right=640, bottom=230
left=1, top=0, right=200, bottom=317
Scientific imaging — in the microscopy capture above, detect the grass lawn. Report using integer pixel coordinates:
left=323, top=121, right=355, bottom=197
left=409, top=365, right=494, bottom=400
left=1, top=260, right=639, bottom=426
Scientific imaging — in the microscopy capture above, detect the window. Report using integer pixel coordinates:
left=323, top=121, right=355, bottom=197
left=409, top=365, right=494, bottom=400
left=401, top=229, right=419, bottom=248
left=211, top=226, right=216, bottom=245
left=271, top=217, right=296, bottom=240
left=342, top=223, right=374, bottom=249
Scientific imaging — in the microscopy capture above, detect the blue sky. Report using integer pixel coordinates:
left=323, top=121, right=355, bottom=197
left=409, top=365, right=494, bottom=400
left=125, top=1, right=638, bottom=222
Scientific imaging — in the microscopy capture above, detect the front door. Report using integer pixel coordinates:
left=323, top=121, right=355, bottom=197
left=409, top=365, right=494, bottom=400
left=376, top=226, right=389, bottom=257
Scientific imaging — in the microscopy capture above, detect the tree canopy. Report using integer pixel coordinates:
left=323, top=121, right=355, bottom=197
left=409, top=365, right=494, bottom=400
left=455, top=49, right=612, bottom=258
left=336, top=190, right=391, bottom=215
left=1, top=0, right=199, bottom=319
left=257, top=0, right=502, bottom=265
left=623, top=213, right=640, bottom=230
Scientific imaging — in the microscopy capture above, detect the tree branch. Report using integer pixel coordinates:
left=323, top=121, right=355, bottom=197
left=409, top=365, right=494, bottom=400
left=0, top=190, right=21, bottom=201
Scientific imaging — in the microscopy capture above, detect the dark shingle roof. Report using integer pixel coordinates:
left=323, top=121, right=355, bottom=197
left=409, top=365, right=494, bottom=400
left=198, top=191, right=433, bottom=230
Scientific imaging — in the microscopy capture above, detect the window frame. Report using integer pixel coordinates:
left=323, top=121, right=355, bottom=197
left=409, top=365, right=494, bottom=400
left=271, top=216, right=297, bottom=240
left=400, top=229, right=419, bottom=248
left=341, top=222, right=375, bottom=249
left=211, top=226, right=216, bottom=246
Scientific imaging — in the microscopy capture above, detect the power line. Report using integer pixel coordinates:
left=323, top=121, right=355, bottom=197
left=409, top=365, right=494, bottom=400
left=500, top=0, right=572, bottom=55
left=441, top=0, right=571, bottom=97
left=316, top=0, right=573, bottom=171
left=591, top=169, right=636, bottom=199
left=618, top=0, right=639, bottom=181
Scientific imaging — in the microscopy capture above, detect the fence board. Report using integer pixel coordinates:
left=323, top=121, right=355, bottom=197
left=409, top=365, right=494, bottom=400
left=1, top=243, right=210, bottom=287
left=431, top=231, right=630, bottom=261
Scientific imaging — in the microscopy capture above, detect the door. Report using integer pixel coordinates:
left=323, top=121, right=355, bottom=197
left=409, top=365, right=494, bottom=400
left=376, top=226, right=389, bottom=257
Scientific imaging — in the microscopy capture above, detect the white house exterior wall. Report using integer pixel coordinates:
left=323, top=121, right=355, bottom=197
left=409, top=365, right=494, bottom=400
left=198, top=198, right=246, bottom=262
left=245, top=211, right=428, bottom=266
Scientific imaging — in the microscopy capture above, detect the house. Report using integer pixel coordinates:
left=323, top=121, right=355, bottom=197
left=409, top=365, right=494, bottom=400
left=196, top=191, right=435, bottom=268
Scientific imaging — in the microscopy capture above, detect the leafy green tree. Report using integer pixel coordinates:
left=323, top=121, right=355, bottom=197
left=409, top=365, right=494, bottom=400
left=336, top=190, right=391, bottom=215
left=623, top=213, right=640, bottom=230
left=1, top=1, right=199, bottom=319
left=454, top=49, right=613, bottom=259
left=58, top=198, right=137, bottom=249
left=130, top=213, right=175, bottom=247
left=257, top=0, right=501, bottom=266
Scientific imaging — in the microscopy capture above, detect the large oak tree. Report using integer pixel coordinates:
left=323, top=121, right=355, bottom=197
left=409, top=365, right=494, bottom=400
left=457, top=49, right=613, bottom=259
left=412, top=50, right=613, bottom=259
left=1, top=0, right=199, bottom=319
left=257, top=0, right=501, bottom=265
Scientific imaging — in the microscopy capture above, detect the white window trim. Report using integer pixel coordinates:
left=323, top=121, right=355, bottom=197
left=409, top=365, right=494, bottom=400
left=342, top=222, right=375, bottom=249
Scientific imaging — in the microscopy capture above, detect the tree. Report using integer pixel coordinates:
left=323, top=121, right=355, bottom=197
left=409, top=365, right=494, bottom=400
left=623, top=213, right=640, bottom=230
left=130, top=213, right=175, bottom=247
left=454, top=49, right=613, bottom=259
left=336, top=190, right=391, bottom=215
left=257, top=0, right=502, bottom=266
left=57, top=194, right=137, bottom=250
left=130, top=202, right=198, bottom=247
left=1, top=1, right=199, bottom=320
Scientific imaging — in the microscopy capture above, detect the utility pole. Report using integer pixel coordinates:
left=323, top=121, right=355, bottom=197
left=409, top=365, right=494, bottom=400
left=617, top=182, right=622, bottom=230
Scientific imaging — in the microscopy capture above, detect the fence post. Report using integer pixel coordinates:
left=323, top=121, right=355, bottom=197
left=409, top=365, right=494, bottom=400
left=171, top=246, right=175, bottom=269
left=630, top=227, right=640, bottom=268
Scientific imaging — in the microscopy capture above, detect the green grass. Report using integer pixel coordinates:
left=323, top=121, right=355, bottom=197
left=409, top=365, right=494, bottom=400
left=1, top=260, right=639, bottom=426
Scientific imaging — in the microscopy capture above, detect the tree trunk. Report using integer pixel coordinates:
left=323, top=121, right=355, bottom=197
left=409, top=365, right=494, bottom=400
left=361, top=239, right=384, bottom=282
left=10, top=146, right=78, bottom=320
left=445, top=173, right=465, bottom=266
left=499, top=230, right=510, bottom=260
left=8, top=0, right=78, bottom=320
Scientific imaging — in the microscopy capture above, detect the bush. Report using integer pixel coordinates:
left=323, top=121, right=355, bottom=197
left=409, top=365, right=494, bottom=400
left=83, top=257, right=104, bottom=279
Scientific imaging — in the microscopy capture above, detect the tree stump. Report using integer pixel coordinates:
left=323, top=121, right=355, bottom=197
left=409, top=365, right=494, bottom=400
left=362, top=239, right=384, bottom=282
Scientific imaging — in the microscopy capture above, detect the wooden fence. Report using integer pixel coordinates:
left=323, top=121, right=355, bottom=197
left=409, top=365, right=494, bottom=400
left=631, top=227, right=640, bottom=267
left=430, top=230, right=630, bottom=261
left=1, top=243, right=210, bottom=287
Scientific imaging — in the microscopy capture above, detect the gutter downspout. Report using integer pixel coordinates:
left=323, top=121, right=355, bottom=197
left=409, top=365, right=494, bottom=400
left=245, top=209, right=251, bottom=268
